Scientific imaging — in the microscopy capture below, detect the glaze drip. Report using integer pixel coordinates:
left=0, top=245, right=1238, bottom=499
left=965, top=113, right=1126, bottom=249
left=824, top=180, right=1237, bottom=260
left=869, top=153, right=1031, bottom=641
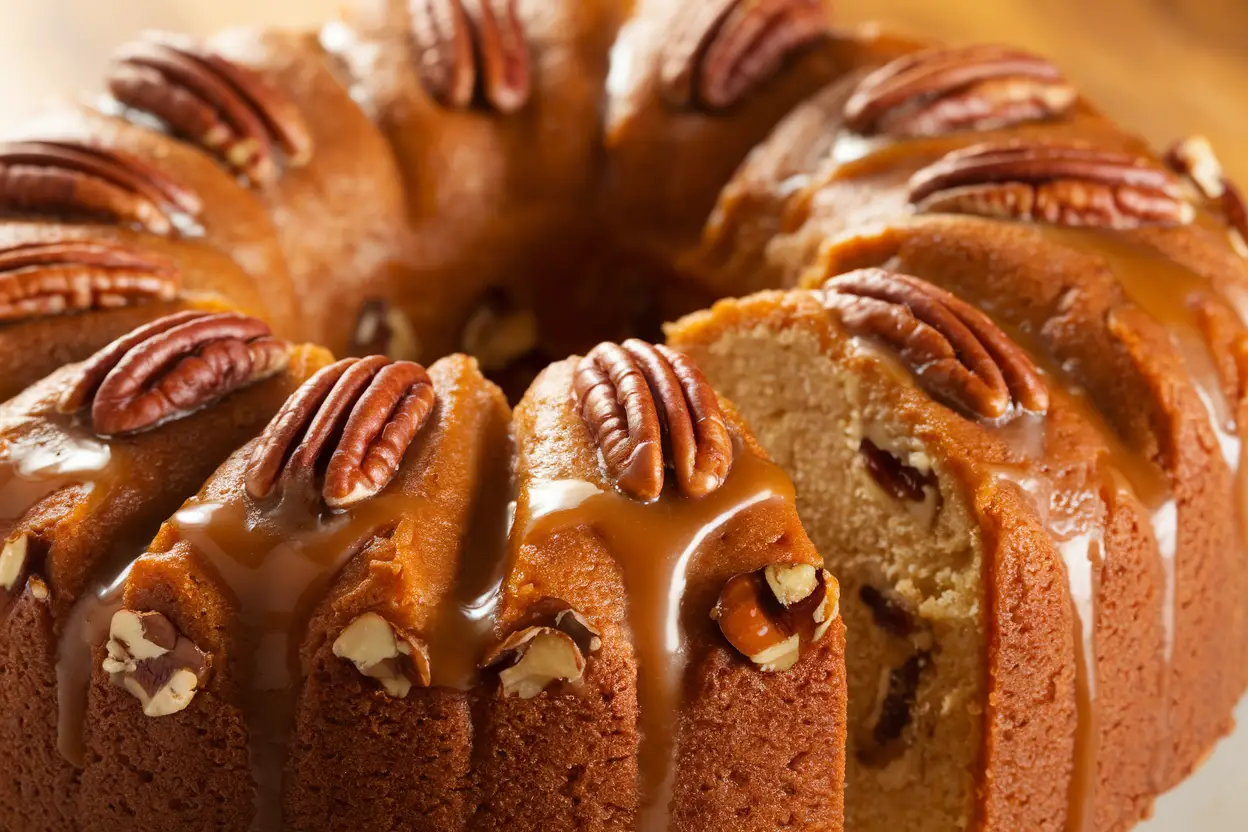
left=165, top=485, right=438, bottom=829
left=516, top=447, right=799, bottom=829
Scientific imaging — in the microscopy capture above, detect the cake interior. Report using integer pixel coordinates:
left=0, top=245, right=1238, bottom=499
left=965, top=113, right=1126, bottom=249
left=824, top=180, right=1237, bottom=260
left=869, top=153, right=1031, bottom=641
left=678, top=315, right=987, bottom=831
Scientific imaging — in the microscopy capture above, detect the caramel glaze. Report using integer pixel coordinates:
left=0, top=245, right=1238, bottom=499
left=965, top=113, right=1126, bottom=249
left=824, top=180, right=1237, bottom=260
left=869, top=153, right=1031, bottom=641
left=735, top=68, right=1247, bottom=825
left=0, top=344, right=326, bottom=831
left=80, top=356, right=507, bottom=831
left=842, top=294, right=1169, bottom=832
left=480, top=358, right=845, bottom=831
left=286, top=356, right=512, bottom=831
left=44, top=351, right=842, bottom=832
left=817, top=213, right=1240, bottom=828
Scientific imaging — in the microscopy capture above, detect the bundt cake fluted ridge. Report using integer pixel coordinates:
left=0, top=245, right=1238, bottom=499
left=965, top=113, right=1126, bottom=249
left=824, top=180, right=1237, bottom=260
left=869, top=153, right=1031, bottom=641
left=1, top=0, right=1247, bottom=829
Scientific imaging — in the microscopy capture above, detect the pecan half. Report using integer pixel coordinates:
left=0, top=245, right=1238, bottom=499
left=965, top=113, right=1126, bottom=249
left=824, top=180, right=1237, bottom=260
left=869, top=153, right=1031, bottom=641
left=661, top=0, right=830, bottom=110
left=823, top=268, right=1049, bottom=421
left=1165, top=135, right=1248, bottom=257
left=58, top=311, right=290, bottom=436
left=844, top=45, right=1077, bottom=138
left=245, top=356, right=437, bottom=509
left=102, top=609, right=212, bottom=717
left=107, top=34, right=313, bottom=186
left=0, top=140, right=201, bottom=235
left=481, top=603, right=601, bottom=699
left=908, top=141, right=1194, bottom=228
left=409, top=0, right=532, bottom=113
left=712, top=563, right=839, bottom=671
left=0, top=241, right=179, bottom=322
left=573, top=340, right=733, bottom=502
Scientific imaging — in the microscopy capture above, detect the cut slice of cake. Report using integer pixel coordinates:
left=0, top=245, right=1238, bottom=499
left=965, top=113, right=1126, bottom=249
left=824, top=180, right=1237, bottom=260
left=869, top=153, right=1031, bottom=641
left=668, top=273, right=1170, bottom=831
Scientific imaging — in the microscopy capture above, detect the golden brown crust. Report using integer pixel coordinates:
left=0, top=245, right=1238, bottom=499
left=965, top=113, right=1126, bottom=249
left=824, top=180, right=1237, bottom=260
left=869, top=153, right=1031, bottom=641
left=0, top=336, right=329, bottom=829
left=287, top=356, right=510, bottom=830
left=206, top=27, right=416, bottom=357
left=484, top=356, right=845, bottom=829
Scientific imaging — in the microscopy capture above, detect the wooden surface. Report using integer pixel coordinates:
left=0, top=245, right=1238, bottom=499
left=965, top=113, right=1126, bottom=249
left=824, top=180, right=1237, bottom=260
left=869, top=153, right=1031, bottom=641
left=0, top=0, right=1246, bottom=178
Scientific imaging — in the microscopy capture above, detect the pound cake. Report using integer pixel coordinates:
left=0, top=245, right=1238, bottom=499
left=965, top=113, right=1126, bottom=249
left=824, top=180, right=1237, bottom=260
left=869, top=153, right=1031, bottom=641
left=0, top=0, right=1245, bottom=829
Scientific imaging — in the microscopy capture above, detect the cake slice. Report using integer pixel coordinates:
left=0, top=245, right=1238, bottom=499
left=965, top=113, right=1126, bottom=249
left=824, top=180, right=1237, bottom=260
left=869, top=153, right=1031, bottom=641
left=0, top=311, right=330, bottom=831
left=473, top=340, right=846, bottom=830
left=76, top=354, right=507, bottom=831
left=668, top=273, right=1169, bottom=831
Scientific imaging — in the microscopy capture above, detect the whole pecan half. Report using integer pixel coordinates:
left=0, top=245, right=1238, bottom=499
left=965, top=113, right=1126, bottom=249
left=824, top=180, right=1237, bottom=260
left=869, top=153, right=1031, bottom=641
left=245, top=355, right=437, bottom=509
left=908, top=141, right=1194, bottom=229
left=0, top=240, right=179, bottom=322
left=573, top=340, right=733, bottom=501
left=661, top=0, right=830, bottom=110
left=0, top=140, right=201, bottom=235
left=1165, top=135, right=1248, bottom=257
left=823, top=268, right=1049, bottom=421
left=107, top=34, right=313, bottom=186
left=409, top=0, right=532, bottom=113
left=58, top=310, right=290, bottom=436
left=844, top=45, right=1077, bottom=138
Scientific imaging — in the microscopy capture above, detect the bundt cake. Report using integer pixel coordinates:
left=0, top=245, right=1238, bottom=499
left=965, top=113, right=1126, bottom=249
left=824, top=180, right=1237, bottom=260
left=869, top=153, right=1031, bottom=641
left=0, top=0, right=1245, bottom=829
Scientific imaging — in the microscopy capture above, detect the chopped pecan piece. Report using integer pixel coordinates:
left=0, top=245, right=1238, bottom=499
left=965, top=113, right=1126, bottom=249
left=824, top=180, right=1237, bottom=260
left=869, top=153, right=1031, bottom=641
left=349, top=299, right=422, bottom=362
left=107, top=33, right=313, bottom=185
left=460, top=288, right=538, bottom=372
left=0, top=240, right=179, bottom=322
left=859, top=650, right=930, bottom=765
left=823, top=268, right=1049, bottom=421
left=713, top=563, right=839, bottom=671
left=844, top=45, right=1076, bottom=138
left=909, top=141, right=1194, bottom=229
left=102, top=609, right=212, bottom=717
left=859, top=583, right=917, bottom=638
left=662, top=0, right=830, bottom=110
left=481, top=604, right=601, bottom=699
left=573, top=340, right=733, bottom=501
left=0, top=534, right=31, bottom=593
left=0, top=140, right=201, bottom=234
left=409, top=0, right=532, bottom=113
left=58, top=310, right=290, bottom=436
left=333, top=612, right=431, bottom=698
left=245, top=355, right=437, bottom=509
left=859, top=438, right=937, bottom=505
left=1165, top=135, right=1248, bottom=257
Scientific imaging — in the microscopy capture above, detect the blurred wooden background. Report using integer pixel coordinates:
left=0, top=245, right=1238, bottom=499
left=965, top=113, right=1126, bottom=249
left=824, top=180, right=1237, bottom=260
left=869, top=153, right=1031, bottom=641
left=0, top=0, right=1245, bottom=180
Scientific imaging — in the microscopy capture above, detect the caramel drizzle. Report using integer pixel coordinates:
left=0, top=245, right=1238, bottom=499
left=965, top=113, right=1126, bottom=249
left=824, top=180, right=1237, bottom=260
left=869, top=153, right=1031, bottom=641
left=167, top=486, right=435, bottom=828
left=0, top=415, right=138, bottom=765
left=515, top=446, right=797, bottom=828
